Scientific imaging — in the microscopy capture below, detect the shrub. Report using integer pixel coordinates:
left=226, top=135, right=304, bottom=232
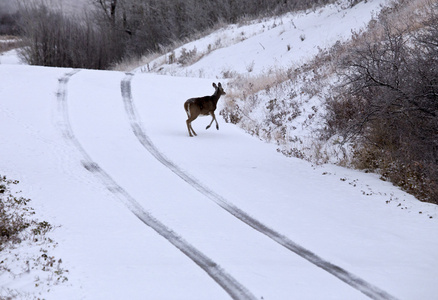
left=178, top=47, right=198, bottom=66
left=0, top=176, right=67, bottom=298
left=326, top=1, right=438, bottom=204
left=0, top=177, right=33, bottom=250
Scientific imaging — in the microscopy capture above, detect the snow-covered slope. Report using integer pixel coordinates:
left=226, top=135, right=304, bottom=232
left=139, top=0, right=392, bottom=164
left=143, top=0, right=386, bottom=78
left=1, top=1, right=438, bottom=299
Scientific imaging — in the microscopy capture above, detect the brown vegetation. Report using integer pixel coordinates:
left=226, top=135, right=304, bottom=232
left=326, top=0, right=438, bottom=204
left=222, top=0, right=438, bottom=204
left=0, top=176, right=68, bottom=298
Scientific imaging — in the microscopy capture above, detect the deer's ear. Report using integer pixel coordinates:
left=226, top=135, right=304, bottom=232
left=218, top=82, right=222, bottom=87
left=212, top=82, right=217, bottom=88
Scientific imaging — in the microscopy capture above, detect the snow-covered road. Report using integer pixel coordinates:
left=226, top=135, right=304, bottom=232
left=0, top=65, right=433, bottom=299
left=120, top=72, right=398, bottom=300
left=58, top=70, right=256, bottom=300
left=62, top=68, right=378, bottom=299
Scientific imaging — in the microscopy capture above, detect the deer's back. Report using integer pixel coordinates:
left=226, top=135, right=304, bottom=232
left=186, top=96, right=217, bottom=115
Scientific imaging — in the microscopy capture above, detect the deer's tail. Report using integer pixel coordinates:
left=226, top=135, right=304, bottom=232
left=185, top=102, right=191, bottom=118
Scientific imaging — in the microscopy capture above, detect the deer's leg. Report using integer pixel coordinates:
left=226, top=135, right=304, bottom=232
left=186, top=120, right=197, bottom=137
left=214, top=113, right=219, bottom=130
left=206, top=112, right=219, bottom=130
left=186, top=120, right=193, bottom=137
left=186, top=116, right=198, bottom=137
left=185, top=102, right=198, bottom=137
left=190, top=123, right=197, bottom=136
left=206, top=117, right=214, bottom=130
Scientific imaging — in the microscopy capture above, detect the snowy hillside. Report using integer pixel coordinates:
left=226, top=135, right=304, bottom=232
left=140, top=0, right=386, bottom=77
left=137, top=0, right=392, bottom=163
left=1, top=1, right=438, bottom=299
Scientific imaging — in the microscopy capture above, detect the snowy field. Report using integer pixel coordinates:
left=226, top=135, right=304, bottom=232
left=1, top=0, right=438, bottom=299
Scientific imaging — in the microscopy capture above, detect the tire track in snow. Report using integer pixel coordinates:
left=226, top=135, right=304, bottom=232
left=56, top=70, right=256, bottom=300
left=121, top=73, right=399, bottom=300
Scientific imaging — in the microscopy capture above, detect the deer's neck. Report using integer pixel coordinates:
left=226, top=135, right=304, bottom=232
left=212, top=91, right=221, bottom=104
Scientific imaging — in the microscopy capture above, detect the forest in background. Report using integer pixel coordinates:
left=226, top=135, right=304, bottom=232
left=0, top=0, right=336, bottom=69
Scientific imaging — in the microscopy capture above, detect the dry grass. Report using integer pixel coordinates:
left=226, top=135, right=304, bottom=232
left=226, top=68, right=291, bottom=99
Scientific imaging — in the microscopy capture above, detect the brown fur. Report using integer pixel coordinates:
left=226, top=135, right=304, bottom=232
left=184, top=82, right=226, bottom=137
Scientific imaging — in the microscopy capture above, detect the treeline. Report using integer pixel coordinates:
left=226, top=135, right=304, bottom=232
left=95, top=0, right=334, bottom=56
left=14, top=0, right=334, bottom=69
left=19, top=4, right=122, bottom=69
left=0, top=2, right=20, bottom=35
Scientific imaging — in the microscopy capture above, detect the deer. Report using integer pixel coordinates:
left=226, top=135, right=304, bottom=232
left=184, top=82, right=226, bottom=137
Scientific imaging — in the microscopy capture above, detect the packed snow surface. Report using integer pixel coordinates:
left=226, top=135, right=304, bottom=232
left=1, top=0, right=437, bottom=299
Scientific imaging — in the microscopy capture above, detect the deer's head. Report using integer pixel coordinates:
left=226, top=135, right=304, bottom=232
left=213, top=82, right=226, bottom=96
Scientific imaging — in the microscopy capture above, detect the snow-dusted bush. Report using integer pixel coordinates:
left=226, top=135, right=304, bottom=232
left=221, top=61, right=341, bottom=164
left=0, top=176, right=68, bottom=298
left=178, top=47, right=199, bottom=66
left=326, top=0, right=438, bottom=204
